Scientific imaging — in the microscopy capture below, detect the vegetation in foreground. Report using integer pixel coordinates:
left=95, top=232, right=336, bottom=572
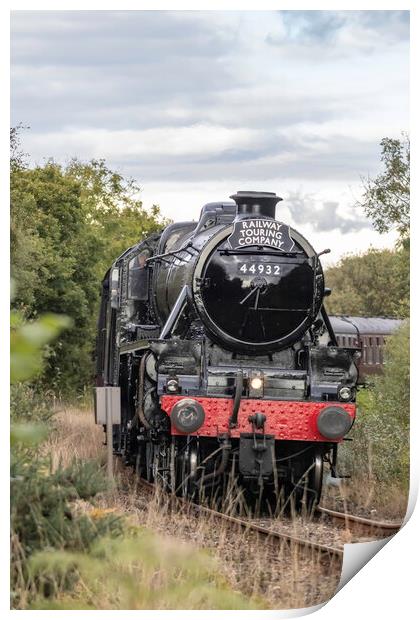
left=42, top=408, right=342, bottom=610
left=11, top=312, right=255, bottom=610
left=354, top=322, right=409, bottom=487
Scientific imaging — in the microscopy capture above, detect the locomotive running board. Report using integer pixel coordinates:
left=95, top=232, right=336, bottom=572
left=119, top=339, right=150, bottom=355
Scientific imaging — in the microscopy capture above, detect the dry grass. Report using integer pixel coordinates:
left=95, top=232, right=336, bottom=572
left=322, top=477, right=408, bottom=521
left=46, top=406, right=105, bottom=470
left=46, top=408, right=343, bottom=609
left=45, top=407, right=408, bottom=609
left=103, top=477, right=341, bottom=609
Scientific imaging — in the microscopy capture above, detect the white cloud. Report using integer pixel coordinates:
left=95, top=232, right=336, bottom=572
left=23, top=125, right=264, bottom=160
left=138, top=178, right=398, bottom=266
left=11, top=10, right=409, bottom=263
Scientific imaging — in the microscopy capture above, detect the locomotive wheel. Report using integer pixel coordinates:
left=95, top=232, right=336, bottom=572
left=175, top=443, right=199, bottom=499
left=309, top=452, right=324, bottom=507
left=286, top=450, right=323, bottom=516
left=240, top=449, right=324, bottom=517
left=151, top=443, right=171, bottom=489
left=145, top=441, right=155, bottom=483
left=135, top=441, right=147, bottom=478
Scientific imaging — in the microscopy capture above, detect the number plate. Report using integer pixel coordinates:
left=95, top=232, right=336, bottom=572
left=237, top=262, right=282, bottom=276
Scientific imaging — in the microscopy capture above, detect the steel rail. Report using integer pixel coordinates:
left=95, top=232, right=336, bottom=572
left=316, top=506, right=402, bottom=535
left=136, top=478, right=343, bottom=562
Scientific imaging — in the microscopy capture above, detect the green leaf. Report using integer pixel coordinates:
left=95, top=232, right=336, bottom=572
left=10, top=422, right=48, bottom=447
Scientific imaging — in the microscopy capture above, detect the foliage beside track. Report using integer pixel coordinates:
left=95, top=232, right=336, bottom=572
left=28, top=532, right=254, bottom=610
left=341, top=321, right=409, bottom=489
left=326, top=135, right=410, bottom=495
left=10, top=308, right=254, bottom=610
left=11, top=127, right=168, bottom=396
left=325, top=242, right=409, bottom=318
left=10, top=310, right=121, bottom=607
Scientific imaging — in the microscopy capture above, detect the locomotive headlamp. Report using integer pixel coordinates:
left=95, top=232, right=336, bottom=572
left=166, top=378, right=179, bottom=393
left=249, top=371, right=264, bottom=397
left=170, top=399, right=205, bottom=434
left=338, top=386, right=352, bottom=401
left=317, top=406, right=353, bottom=440
left=250, top=377, right=263, bottom=390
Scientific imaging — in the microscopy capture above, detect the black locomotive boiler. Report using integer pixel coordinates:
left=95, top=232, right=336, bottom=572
left=95, top=191, right=359, bottom=513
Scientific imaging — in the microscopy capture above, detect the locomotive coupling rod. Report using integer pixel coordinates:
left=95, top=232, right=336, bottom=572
left=229, top=370, right=244, bottom=428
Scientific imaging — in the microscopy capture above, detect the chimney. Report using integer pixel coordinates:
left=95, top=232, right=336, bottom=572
left=230, top=191, right=282, bottom=220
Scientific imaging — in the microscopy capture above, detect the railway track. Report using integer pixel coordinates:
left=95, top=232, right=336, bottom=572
left=134, top=478, right=401, bottom=565
left=191, top=498, right=343, bottom=562
left=136, top=479, right=343, bottom=562
left=315, top=505, right=402, bottom=537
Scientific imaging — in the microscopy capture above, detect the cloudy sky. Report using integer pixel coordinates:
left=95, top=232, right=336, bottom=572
left=11, top=10, right=409, bottom=264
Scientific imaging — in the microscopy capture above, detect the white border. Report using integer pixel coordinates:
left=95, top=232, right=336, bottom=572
left=2, top=2, right=418, bottom=618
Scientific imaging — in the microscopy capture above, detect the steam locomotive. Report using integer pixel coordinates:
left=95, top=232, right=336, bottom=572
left=95, top=191, right=359, bottom=513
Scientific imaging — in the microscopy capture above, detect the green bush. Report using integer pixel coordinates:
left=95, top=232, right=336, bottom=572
left=28, top=532, right=255, bottom=610
left=325, top=244, right=409, bottom=318
left=341, top=322, right=409, bottom=486
left=11, top=446, right=123, bottom=604
left=10, top=311, right=124, bottom=608
left=11, top=384, right=54, bottom=425
left=11, top=309, right=255, bottom=610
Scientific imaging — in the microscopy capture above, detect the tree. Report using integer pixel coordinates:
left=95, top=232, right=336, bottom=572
left=358, top=134, right=410, bottom=239
left=11, top=162, right=103, bottom=392
left=10, top=124, right=29, bottom=171
left=325, top=134, right=410, bottom=319
left=10, top=130, right=167, bottom=394
left=65, top=158, right=169, bottom=277
left=325, top=246, right=409, bottom=318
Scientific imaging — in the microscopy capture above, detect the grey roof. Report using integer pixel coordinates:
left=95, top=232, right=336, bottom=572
left=330, top=316, right=403, bottom=335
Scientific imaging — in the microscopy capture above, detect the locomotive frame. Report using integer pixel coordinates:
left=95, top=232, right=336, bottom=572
left=95, top=191, right=360, bottom=513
